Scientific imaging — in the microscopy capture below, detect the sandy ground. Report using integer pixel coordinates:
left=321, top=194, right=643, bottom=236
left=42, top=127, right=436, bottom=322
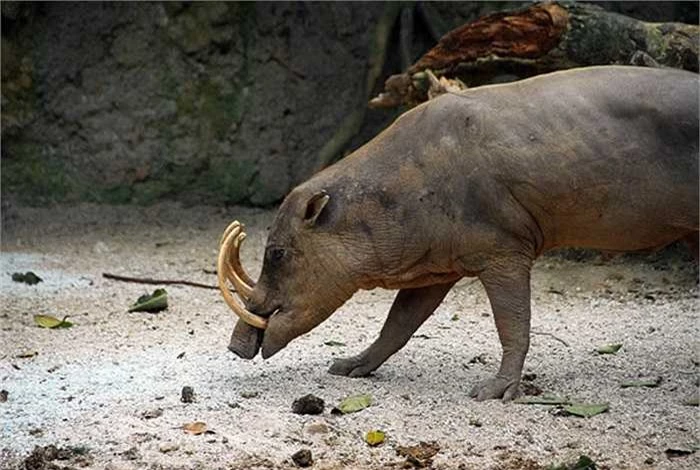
left=0, top=203, right=698, bottom=470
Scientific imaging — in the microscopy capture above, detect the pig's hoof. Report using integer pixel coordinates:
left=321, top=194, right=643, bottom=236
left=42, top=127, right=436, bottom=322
left=469, top=376, right=520, bottom=402
left=328, top=355, right=375, bottom=377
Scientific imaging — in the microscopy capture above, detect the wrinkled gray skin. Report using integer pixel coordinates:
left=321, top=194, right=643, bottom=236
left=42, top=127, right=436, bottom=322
left=229, top=66, right=699, bottom=401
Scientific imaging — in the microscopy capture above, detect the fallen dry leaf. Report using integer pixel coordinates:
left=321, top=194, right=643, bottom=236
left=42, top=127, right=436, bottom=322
left=563, top=402, right=609, bottom=418
left=332, top=394, right=372, bottom=414
left=396, top=441, right=440, bottom=468
left=34, top=315, right=73, bottom=329
left=182, top=421, right=207, bottom=435
left=365, top=430, right=385, bottom=446
left=620, top=376, right=662, bottom=388
left=596, top=343, right=622, bottom=354
left=128, top=289, right=168, bottom=313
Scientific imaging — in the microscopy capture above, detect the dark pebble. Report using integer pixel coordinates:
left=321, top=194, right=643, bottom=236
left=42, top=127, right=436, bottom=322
left=181, top=386, right=195, bottom=403
left=521, top=382, right=543, bottom=396
left=122, top=447, right=141, bottom=460
left=292, top=394, right=325, bottom=415
left=0, top=389, right=8, bottom=402
left=12, top=271, right=42, bottom=285
left=292, top=448, right=313, bottom=467
left=142, top=408, right=163, bottom=419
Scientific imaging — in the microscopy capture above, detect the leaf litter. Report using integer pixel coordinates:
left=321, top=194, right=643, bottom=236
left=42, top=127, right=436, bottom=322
left=596, top=343, right=622, bottom=354
left=365, top=430, right=385, bottom=446
left=128, top=288, right=168, bottom=313
left=182, top=421, right=207, bottom=435
left=331, top=394, right=372, bottom=414
left=515, top=395, right=609, bottom=418
left=563, top=403, right=609, bottom=418
left=396, top=441, right=440, bottom=468
left=34, top=315, right=73, bottom=329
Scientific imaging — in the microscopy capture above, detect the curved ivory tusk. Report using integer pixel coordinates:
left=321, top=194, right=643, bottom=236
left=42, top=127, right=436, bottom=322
left=217, top=225, right=268, bottom=330
left=219, top=224, right=253, bottom=300
left=219, top=220, right=241, bottom=248
left=230, top=230, right=255, bottom=287
left=220, top=221, right=256, bottom=288
left=225, top=232, right=253, bottom=299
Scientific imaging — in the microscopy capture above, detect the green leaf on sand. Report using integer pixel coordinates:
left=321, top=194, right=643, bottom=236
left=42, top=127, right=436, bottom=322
left=129, top=289, right=168, bottom=313
left=332, top=394, right=372, bottom=414
left=365, top=430, right=385, bottom=446
left=563, top=403, right=609, bottom=418
left=596, top=343, right=622, bottom=354
left=34, top=315, right=73, bottom=329
left=514, top=394, right=571, bottom=405
left=324, top=340, right=346, bottom=347
left=620, top=376, right=661, bottom=388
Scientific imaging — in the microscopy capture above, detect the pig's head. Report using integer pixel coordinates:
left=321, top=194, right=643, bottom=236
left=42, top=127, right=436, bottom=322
left=220, top=186, right=361, bottom=360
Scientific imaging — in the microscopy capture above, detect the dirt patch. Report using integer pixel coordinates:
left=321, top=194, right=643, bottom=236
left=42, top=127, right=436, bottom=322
left=22, top=444, right=92, bottom=470
left=1, top=203, right=698, bottom=469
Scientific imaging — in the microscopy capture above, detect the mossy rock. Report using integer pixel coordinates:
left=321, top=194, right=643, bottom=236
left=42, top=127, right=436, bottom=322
left=175, top=78, right=247, bottom=141
left=201, top=158, right=256, bottom=204
left=1, top=142, right=75, bottom=204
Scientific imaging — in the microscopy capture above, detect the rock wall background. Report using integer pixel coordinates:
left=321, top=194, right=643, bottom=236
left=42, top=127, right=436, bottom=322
left=2, top=1, right=697, bottom=206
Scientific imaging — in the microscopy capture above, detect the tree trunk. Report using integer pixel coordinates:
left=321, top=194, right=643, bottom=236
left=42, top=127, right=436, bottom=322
left=370, top=2, right=699, bottom=109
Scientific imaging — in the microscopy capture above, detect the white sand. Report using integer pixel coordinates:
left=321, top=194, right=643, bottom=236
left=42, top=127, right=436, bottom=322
left=1, top=203, right=697, bottom=469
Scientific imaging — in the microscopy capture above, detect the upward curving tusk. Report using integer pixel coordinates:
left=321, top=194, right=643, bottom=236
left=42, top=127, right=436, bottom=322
left=230, top=230, right=256, bottom=288
left=217, top=223, right=268, bottom=330
left=218, top=223, right=255, bottom=300
left=219, top=220, right=240, bottom=249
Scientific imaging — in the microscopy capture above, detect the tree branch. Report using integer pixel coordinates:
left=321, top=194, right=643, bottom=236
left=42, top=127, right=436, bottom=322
left=102, top=272, right=218, bottom=290
left=371, top=2, right=699, bottom=109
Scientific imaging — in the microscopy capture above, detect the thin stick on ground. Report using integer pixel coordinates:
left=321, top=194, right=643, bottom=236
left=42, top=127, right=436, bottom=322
left=102, top=272, right=219, bottom=290
left=531, top=330, right=570, bottom=347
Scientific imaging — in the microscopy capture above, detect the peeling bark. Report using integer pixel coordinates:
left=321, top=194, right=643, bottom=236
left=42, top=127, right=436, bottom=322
left=370, top=2, right=699, bottom=109
left=409, top=3, right=569, bottom=74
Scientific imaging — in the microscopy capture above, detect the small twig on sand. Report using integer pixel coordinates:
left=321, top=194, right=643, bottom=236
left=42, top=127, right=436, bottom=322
left=531, top=330, right=570, bottom=347
left=102, top=273, right=219, bottom=290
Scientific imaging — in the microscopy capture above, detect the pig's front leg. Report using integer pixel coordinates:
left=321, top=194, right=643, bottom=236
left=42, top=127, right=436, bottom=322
left=329, top=281, right=457, bottom=377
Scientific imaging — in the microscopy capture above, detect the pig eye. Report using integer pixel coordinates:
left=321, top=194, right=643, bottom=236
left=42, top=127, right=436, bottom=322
left=269, top=247, right=286, bottom=262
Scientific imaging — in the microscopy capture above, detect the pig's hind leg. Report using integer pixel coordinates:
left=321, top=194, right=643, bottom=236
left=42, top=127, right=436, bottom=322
left=470, top=257, right=532, bottom=401
left=328, top=281, right=457, bottom=377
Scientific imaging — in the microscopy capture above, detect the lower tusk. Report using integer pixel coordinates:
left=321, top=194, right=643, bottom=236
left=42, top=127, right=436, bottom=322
left=217, top=226, right=267, bottom=330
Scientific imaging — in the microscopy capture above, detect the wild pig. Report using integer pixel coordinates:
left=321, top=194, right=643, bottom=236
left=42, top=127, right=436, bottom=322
left=219, top=65, right=698, bottom=401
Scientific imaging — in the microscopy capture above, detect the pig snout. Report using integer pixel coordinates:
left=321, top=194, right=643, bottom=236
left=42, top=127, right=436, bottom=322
left=228, top=319, right=263, bottom=359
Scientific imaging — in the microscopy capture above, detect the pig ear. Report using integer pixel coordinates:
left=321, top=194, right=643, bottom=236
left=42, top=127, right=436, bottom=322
left=303, top=190, right=330, bottom=227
